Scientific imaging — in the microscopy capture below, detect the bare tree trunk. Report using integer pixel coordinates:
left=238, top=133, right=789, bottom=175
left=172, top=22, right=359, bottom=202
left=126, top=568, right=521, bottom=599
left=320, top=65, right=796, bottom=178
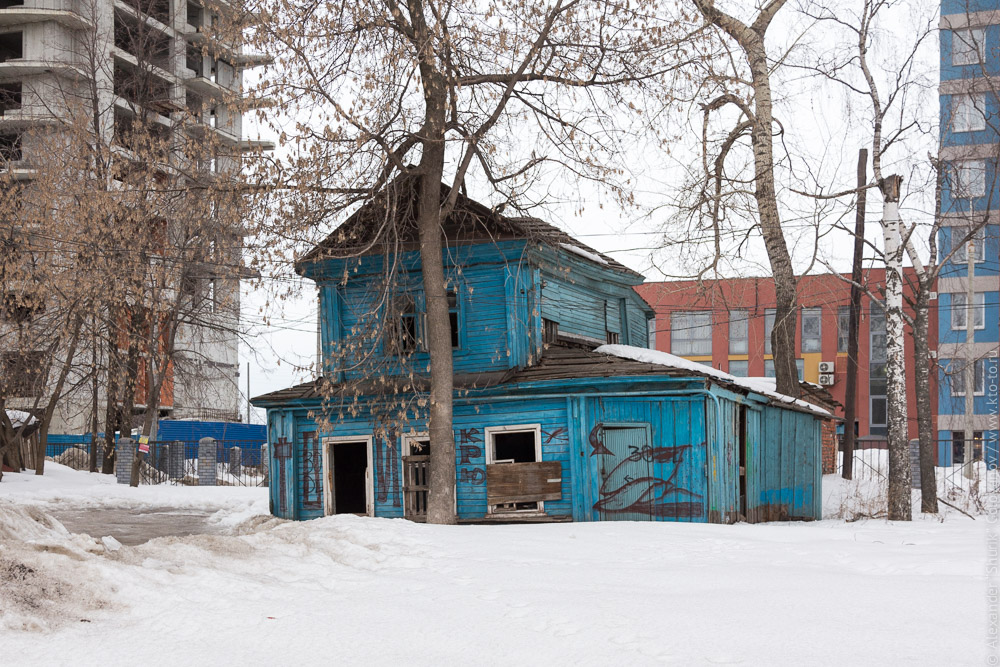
left=842, top=149, right=868, bottom=480
left=694, top=0, right=799, bottom=398
left=881, top=175, right=911, bottom=520
left=417, top=118, right=457, bottom=525
left=911, top=287, right=938, bottom=512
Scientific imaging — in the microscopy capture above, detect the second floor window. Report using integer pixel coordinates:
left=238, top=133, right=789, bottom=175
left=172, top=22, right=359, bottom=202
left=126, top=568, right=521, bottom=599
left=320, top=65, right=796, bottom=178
left=949, top=358, right=986, bottom=396
left=837, top=306, right=850, bottom=353
left=952, top=224, right=986, bottom=263
left=729, top=309, right=748, bottom=354
left=951, top=94, right=987, bottom=133
left=391, top=289, right=461, bottom=353
left=801, top=307, right=822, bottom=353
left=951, top=292, right=986, bottom=330
left=671, top=311, right=712, bottom=356
left=764, top=309, right=775, bottom=354
left=952, top=28, right=986, bottom=66
left=393, top=295, right=419, bottom=353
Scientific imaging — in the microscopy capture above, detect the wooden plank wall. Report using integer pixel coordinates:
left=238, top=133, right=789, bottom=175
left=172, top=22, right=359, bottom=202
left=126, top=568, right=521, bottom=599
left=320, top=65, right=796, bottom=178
left=751, top=406, right=822, bottom=521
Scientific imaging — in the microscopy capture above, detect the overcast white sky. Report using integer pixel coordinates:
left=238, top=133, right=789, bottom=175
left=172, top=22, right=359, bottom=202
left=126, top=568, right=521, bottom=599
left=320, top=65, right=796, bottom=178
left=237, top=0, right=943, bottom=421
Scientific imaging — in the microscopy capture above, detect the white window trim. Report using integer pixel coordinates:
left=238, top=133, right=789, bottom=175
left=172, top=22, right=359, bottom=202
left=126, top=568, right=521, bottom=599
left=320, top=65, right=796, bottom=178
left=484, top=423, right=543, bottom=514
left=952, top=93, right=987, bottom=133
left=949, top=360, right=986, bottom=397
left=950, top=292, right=987, bottom=331
left=953, top=27, right=986, bottom=67
left=321, top=435, right=374, bottom=517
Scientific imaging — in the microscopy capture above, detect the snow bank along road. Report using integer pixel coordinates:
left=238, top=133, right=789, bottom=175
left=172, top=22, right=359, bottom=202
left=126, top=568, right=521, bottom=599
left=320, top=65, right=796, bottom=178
left=0, top=463, right=987, bottom=666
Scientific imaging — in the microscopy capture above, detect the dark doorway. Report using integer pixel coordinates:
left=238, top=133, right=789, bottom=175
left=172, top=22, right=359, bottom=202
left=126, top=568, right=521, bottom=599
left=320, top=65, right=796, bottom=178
left=332, top=441, right=368, bottom=514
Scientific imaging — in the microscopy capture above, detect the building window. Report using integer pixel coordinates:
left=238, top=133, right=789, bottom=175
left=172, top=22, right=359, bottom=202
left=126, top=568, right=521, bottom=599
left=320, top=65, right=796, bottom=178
left=0, top=350, right=44, bottom=397
left=728, top=360, right=749, bottom=377
left=951, top=160, right=986, bottom=199
left=951, top=224, right=986, bottom=263
left=951, top=292, right=986, bottom=330
left=728, top=309, right=748, bottom=354
left=606, top=331, right=620, bottom=344
left=446, top=289, right=460, bottom=349
left=870, top=396, right=887, bottom=427
left=801, top=307, right=822, bottom=353
left=952, top=28, right=986, bottom=66
left=392, top=294, right=419, bottom=353
left=670, top=311, right=712, bottom=356
left=764, top=308, right=775, bottom=354
left=869, top=304, right=886, bottom=363
left=542, top=318, right=559, bottom=345
left=837, top=306, right=850, bottom=354
left=485, top=424, right=542, bottom=513
left=949, top=358, right=986, bottom=396
left=951, top=431, right=984, bottom=464
left=764, top=358, right=804, bottom=381
left=951, top=93, right=987, bottom=133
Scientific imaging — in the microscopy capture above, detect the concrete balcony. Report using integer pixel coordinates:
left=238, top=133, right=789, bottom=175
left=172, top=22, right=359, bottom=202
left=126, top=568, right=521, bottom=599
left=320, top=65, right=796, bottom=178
left=0, top=0, right=92, bottom=31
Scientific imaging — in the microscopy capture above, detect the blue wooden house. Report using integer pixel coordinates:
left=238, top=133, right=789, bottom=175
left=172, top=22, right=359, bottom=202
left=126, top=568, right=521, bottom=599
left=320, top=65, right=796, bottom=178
left=253, top=181, right=829, bottom=524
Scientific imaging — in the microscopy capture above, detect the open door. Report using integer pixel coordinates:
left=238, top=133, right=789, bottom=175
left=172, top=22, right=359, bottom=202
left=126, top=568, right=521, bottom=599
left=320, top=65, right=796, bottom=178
left=322, top=436, right=373, bottom=516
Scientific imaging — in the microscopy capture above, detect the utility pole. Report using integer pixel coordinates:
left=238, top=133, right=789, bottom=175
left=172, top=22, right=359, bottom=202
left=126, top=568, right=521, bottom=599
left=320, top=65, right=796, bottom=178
left=964, top=224, right=977, bottom=479
left=843, top=148, right=868, bottom=480
left=881, top=174, right=912, bottom=520
left=246, top=361, right=251, bottom=424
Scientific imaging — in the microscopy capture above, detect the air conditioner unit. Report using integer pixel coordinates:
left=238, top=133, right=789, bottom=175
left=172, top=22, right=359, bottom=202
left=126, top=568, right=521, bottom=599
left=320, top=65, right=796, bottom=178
left=818, top=361, right=835, bottom=374
left=818, top=374, right=835, bottom=386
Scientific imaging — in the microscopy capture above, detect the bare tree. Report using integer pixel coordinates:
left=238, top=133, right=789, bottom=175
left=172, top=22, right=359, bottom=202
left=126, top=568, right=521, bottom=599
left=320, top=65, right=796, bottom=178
left=250, top=0, right=699, bottom=523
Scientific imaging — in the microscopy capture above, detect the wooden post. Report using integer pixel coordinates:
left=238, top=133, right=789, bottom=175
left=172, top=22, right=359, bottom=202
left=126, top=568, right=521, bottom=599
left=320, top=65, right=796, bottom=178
left=842, top=148, right=867, bottom=480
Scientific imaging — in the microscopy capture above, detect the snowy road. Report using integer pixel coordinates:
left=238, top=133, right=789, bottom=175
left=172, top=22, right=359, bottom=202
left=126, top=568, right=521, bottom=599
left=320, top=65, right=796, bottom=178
left=48, top=507, right=222, bottom=545
left=0, top=463, right=989, bottom=666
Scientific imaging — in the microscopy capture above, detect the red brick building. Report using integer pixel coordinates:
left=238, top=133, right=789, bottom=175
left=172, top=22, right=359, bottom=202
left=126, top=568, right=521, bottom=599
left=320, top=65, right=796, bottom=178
left=636, top=270, right=936, bottom=440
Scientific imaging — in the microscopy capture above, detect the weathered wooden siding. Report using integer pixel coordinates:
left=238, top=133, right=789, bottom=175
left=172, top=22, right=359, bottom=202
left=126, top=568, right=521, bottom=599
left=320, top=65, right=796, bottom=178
left=706, top=395, right=741, bottom=523
left=576, top=396, right=709, bottom=523
left=750, top=406, right=822, bottom=521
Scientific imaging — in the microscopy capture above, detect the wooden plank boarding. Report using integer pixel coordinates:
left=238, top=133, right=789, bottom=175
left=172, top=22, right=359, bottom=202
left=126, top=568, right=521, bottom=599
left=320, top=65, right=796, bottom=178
left=487, top=461, right=562, bottom=504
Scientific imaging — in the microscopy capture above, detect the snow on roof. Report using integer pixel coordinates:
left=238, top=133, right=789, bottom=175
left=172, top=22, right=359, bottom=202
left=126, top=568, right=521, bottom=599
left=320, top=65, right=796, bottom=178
left=594, top=344, right=831, bottom=416
left=5, top=410, right=37, bottom=429
left=559, top=242, right=609, bottom=266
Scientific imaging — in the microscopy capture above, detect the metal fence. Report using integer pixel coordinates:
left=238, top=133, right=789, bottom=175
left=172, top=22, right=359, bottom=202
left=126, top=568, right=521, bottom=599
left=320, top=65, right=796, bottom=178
left=44, top=438, right=267, bottom=487
left=835, top=441, right=999, bottom=514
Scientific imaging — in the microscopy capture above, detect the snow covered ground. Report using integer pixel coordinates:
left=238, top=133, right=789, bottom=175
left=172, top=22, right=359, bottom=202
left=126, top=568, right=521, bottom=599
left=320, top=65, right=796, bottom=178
left=0, top=463, right=989, bottom=666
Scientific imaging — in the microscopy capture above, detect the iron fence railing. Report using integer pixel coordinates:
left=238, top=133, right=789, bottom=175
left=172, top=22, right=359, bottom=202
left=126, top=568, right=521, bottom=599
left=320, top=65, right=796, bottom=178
left=43, top=438, right=267, bottom=487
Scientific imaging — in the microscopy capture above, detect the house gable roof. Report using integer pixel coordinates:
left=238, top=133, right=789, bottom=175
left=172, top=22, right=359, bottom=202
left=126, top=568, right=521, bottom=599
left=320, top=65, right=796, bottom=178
left=296, top=176, right=641, bottom=279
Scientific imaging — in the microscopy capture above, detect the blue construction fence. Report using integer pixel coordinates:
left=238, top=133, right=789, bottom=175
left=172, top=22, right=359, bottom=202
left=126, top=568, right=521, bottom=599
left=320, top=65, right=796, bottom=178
left=46, top=421, right=267, bottom=464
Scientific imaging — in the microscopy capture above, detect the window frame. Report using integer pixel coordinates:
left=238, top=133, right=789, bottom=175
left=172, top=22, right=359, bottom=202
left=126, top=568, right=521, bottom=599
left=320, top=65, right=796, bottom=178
left=952, top=93, right=987, bottom=133
left=951, top=292, right=986, bottom=331
left=728, top=309, right=748, bottom=355
left=949, top=358, right=986, bottom=397
left=728, top=359, right=749, bottom=377
left=484, top=423, right=544, bottom=514
left=763, top=358, right=804, bottom=381
left=800, top=307, right=822, bottom=353
left=764, top=309, right=775, bottom=354
left=837, top=306, right=850, bottom=354
left=952, top=159, right=987, bottom=199
left=951, top=224, right=986, bottom=264
left=952, top=27, right=986, bottom=67
left=670, top=310, right=713, bottom=356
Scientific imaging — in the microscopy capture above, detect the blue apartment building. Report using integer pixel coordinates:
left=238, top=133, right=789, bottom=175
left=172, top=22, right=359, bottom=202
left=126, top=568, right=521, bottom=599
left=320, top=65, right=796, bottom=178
left=939, top=0, right=1000, bottom=466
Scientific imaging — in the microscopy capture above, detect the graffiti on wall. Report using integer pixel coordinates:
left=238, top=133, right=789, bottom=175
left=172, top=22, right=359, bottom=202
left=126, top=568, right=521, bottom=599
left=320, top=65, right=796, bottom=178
left=301, top=432, right=322, bottom=510
left=590, top=425, right=704, bottom=519
left=458, top=427, right=484, bottom=485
